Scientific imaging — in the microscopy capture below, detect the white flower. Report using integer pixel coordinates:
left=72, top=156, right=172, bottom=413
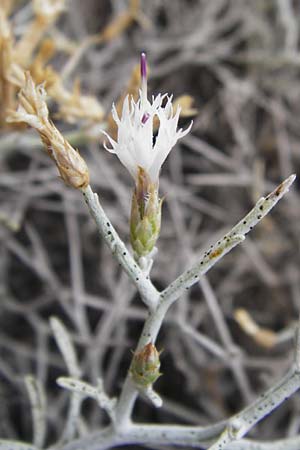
left=102, top=54, right=192, bottom=183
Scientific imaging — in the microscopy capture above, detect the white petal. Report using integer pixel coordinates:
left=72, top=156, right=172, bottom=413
left=104, top=84, right=192, bottom=182
left=121, top=96, right=130, bottom=120
left=149, top=115, right=192, bottom=181
left=100, top=130, right=117, bottom=152
left=114, top=144, right=138, bottom=179
left=178, top=120, right=193, bottom=139
left=111, top=103, right=121, bottom=125
left=150, top=132, right=173, bottom=181
left=163, top=96, right=174, bottom=119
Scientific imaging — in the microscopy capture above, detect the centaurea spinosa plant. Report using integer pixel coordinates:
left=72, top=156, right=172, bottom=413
left=103, top=53, right=192, bottom=262
left=4, top=46, right=299, bottom=450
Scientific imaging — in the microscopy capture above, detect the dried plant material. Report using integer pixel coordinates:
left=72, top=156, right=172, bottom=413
left=48, top=30, right=77, bottom=54
left=254, top=328, right=279, bottom=349
left=100, top=11, right=136, bottom=43
left=7, top=61, right=27, bottom=88
left=234, top=308, right=277, bottom=349
left=59, top=1, right=145, bottom=82
left=30, top=38, right=56, bottom=74
left=0, top=8, right=15, bottom=126
left=172, top=95, right=198, bottom=117
left=16, top=56, right=104, bottom=125
left=152, top=94, right=197, bottom=130
left=97, top=0, right=146, bottom=44
left=53, top=79, right=105, bottom=124
left=0, top=210, right=20, bottom=232
left=33, top=0, right=65, bottom=20
left=0, top=0, right=137, bottom=130
left=0, top=0, right=150, bottom=131
left=76, top=0, right=149, bottom=128
left=128, top=0, right=152, bottom=30
left=0, top=0, right=103, bottom=129
left=27, top=41, right=104, bottom=124
left=27, top=40, right=59, bottom=92
left=125, top=64, right=141, bottom=98
left=7, top=72, right=89, bottom=189
left=1, top=0, right=15, bottom=15
left=14, top=0, right=66, bottom=67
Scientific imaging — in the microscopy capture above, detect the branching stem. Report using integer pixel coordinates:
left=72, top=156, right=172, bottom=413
left=81, top=185, right=159, bottom=310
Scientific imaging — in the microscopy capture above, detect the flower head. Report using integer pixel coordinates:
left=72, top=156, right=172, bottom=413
left=130, top=166, right=162, bottom=258
left=103, top=53, right=192, bottom=261
left=130, top=342, right=162, bottom=388
left=103, top=53, right=192, bottom=183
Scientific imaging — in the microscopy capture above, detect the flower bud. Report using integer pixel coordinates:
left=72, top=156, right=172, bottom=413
left=130, top=167, right=162, bottom=259
left=130, top=343, right=161, bottom=388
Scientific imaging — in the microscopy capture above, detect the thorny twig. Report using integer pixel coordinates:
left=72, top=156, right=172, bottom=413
left=80, top=174, right=296, bottom=439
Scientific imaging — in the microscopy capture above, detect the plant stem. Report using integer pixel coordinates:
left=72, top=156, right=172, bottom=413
left=160, top=174, right=296, bottom=306
left=208, top=318, right=300, bottom=450
left=208, top=367, right=300, bottom=450
left=76, top=175, right=296, bottom=444
left=81, top=185, right=159, bottom=310
left=114, top=175, right=296, bottom=428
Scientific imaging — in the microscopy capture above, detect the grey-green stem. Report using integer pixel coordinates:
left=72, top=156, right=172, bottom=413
left=81, top=185, right=159, bottom=310
left=114, top=174, right=296, bottom=428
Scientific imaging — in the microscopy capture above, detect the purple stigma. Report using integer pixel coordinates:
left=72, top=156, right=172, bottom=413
left=141, top=112, right=150, bottom=124
left=140, top=52, right=147, bottom=80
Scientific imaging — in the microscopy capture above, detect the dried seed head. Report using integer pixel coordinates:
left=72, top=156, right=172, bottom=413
left=7, top=72, right=90, bottom=189
left=39, top=124, right=90, bottom=189
left=130, top=343, right=161, bottom=388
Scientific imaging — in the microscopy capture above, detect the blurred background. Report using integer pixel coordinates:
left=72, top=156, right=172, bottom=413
left=0, top=0, right=300, bottom=447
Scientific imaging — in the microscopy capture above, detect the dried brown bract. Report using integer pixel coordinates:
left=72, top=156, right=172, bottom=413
left=0, top=8, right=15, bottom=126
left=234, top=308, right=277, bottom=349
left=7, top=73, right=90, bottom=189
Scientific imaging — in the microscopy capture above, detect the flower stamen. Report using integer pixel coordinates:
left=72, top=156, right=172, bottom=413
left=141, top=112, right=150, bottom=124
left=140, top=52, right=147, bottom=107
